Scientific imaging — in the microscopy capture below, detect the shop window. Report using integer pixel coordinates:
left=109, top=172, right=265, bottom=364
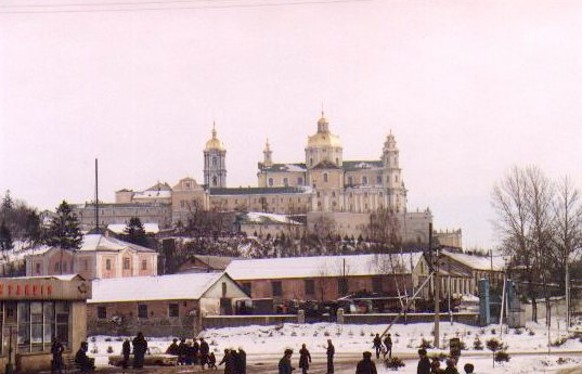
left=304, top=279, right=315, bottom=295
left=123, top=257, right=130, bottom=270
left=97, top=306, right=107, bottom=319
left=17, top=301, right=68, bottom=353
left=168, top=303, right=179, bottom=318
left=141, top=260, right=147, bottom=270
left=105, top=259, right=111, bottom=271
left=272, top=281, right=282, bottom=297
left=138, top=305, right=148, bottom=319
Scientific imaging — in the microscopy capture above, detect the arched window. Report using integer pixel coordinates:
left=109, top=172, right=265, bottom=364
left=212, top=176, right=218, bottom=186
left=362, top=176, right=368, bottom=185
left=212, top=157, right=217, bottom=167
left=323, top=173, right=328, bottom=183
left=268, top=178, right=274, bottom=187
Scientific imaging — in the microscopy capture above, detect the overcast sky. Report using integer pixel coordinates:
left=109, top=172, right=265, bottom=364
left=1, top=0, right=582, bottom=249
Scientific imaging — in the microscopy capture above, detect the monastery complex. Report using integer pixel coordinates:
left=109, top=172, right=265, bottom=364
left=73, top=113, right=460, bottom=246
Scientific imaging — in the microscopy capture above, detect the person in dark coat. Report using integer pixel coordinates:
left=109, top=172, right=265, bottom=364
left=184, top=342, right=194, bottom=365
left=200, top=337, right=210, bottom=369
left=236, top=348, right=247, bottom=374
left=132, top=332, right=148, bottom=369
left=219, top=349, right=236, bottom=374
left=51, top=337, right=65, bottom=374
left=74, top=342, right=95, bottom=373
left=463, top=363, right=474, bottom=374
left=443, top=359, right=459, bottom=374
left=193, top=339, right=200, bottom=364
left=298, top=344, right=311, bottom=374
left=122, top=339, right=131, bottom=370
left=355, top=351, right=377, bottom=374
left=417, top=349, right=431, bottom=374
left=278, top=349, right=294, bottom=374
left=326, top=339, right=335, bottom=374
left=383, top=334, right=392, bottom=359
left=372, top=334, right=382, bottom=359
left=208, top=352, right=218, bottom=369
left=166, top=338, right=180, bottom=355
left=178, top=338, right=187, bottom=365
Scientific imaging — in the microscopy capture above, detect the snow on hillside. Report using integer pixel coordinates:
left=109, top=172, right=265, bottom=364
left=89, top=320, right=582, bottom=373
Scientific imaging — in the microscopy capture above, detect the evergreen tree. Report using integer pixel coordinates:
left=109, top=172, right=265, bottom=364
left=124, top=217, right=148, bottom=246
left=44, top=200, right=83, bottom=250
left=1, top=190, right=14, bottom=212
left=0, top=221, right=14, bottom=251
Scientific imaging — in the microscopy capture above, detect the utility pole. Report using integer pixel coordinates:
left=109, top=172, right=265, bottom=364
left=430, top=222, right=440, bottom=349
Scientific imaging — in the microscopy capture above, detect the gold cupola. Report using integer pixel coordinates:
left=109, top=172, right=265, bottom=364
left=205, top=122, right=225, bottom=151
left=307, top=112, right=342, bottom=148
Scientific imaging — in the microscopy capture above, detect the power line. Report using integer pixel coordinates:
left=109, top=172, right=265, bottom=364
left=0, top=0, right=369, bottom=14
left=0, top=0, right=236, bottom=9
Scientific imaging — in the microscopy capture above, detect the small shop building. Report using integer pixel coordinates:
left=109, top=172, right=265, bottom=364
left=87, top=272, right=249, bottom=337
left=0, top=274, right=92, bottom=373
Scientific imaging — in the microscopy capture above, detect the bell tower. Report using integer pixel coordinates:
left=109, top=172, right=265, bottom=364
left=203, top=123, right=227, bottom=189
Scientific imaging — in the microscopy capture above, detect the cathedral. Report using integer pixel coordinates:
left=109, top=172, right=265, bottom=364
left=74, top=113, right=439, bottom=244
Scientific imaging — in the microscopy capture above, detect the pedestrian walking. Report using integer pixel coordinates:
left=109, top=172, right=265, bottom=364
left=278, top=349, right=294, bottom=374
left=298, top=344, right=311, bottom=374
left=218, top=348, right=236, bottom=374
left=51, top=337, right=64, bottom=374
left=178, top=338, right=187, bottom=365
left=200, top=337, right=210, bottom=369
left=383, top=334, right=392, bottom=359
left=121, top=339, right=131, bottom=371
left=193, top=338, right=200, bottom=364
left=372, top=334, right=382, bottom=359
left=355, top=351, right=377, bottom=374
left=236, top=347, right=247, bottom=374
left=132, top=332, right=148, bottom=369
left=208, top=352, right=218, bottom=370
left=326, top=339, right=335, bottom=374
left=417, top=349, right=431, bottom=374
left=74, top=342, right=95, bottom=373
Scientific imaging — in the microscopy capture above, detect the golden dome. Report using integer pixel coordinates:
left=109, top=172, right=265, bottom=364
left=307, top=132, right=342, bottom=148
left=307, top=112, right=342, bottom=148
left=204, top=123, right=225, bottom=151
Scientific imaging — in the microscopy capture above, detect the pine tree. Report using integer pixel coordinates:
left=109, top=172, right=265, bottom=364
left=124, top=217, right=148, bottom=246
left=44, top=200, right=83, bottom=250
left=0, top=221, right=14, bottom=251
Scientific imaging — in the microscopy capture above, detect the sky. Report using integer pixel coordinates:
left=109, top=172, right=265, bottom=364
left=1, top=0, right=582, bottom=250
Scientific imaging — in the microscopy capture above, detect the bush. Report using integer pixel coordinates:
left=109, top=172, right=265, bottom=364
left=418, top=338, right=433, bottom=349
left=551, top=337, right=568, bottom=347
left=105, top=337, right=112, bottom=342
left=513, top=328, right=523, bottom=335
left=491, top=328, right=496, bottom=335
left=90, top=336, right=96, bottom=343
left=486, top=338, right=502, bottom=352
left=323, top=331, right=330, bottom=337
left=107, top=346, right=114, bottom=354
left=495, top=351, right=510, bottom=363
left=473, top=336, right=484, bottom=350
left=385, top=356, right=405, bottom=370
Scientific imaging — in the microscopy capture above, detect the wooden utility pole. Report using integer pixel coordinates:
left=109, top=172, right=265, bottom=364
left=430, top=223, right=440, bottom=349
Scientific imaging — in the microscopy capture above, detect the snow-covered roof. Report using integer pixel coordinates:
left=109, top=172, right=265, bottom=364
left=25, top=234, right=156, bottom=258
left=240, top=212, right=302, bottom=225
left=9, top=274, right=85, bottom=281
left=133, top=190, right=172, bottom=199
left=107, top=223, right=160, bottom=234
left=89, top=272, right=231, bottom=303
left=225, top=253, right=424, bottom=281
left=441, top=249, right=506, bottom=271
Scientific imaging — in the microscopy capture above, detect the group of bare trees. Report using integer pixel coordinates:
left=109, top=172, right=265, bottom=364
left=492, top=166, right=582, bottom=322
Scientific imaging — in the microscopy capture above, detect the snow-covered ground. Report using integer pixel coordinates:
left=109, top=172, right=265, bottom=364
left=89, top=319, right=582, bottom=373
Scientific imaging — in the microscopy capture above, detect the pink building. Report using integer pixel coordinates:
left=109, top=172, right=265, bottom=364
left=25, top=234, right=158, bottom=280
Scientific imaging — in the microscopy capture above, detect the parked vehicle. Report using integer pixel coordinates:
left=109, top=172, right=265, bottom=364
left=108, top=346, right=178, bottom=367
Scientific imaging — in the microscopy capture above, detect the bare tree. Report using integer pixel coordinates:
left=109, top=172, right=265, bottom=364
left=551, top=176, right=582, bottom=326
left=491, top=166, right=543, bottom=321
left=365, top=207, right=401, bottom=251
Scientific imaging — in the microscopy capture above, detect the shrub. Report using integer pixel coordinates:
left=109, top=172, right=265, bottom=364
left=385, top=356, right=405, bottom=370
left=473, top=336, right=483, bottom=350
left=107, top=346, right=114, bottom=354
left=495, top=351, right=510, bottom=363
left=291, top=332, right=297, bottom=337
left=418, top=338, right=433, bottom=349
left=105, top=337, right=112, bottom=342
left=486, top=338, right=502, bottom=367
left=551, top=337, right=568, bottom=347
left=491, top=328, right=496, bottom=335
left=528, top=329, right=535, bottom=336
left=323, top=331, right=330, bottom=337
left=513, top=328, right=523, bottom=335
left=90, top=336, right=96, bottom=343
